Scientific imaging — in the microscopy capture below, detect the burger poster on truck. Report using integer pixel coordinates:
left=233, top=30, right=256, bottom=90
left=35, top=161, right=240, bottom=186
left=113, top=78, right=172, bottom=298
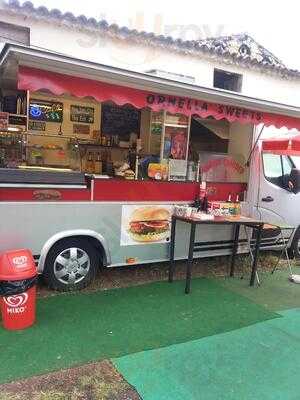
left=120, top=205, right=173, bottom=246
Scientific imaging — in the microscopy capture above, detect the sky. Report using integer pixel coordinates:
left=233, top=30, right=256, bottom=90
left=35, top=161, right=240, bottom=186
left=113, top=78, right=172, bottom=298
left=23, top=0, right=300, bottom=70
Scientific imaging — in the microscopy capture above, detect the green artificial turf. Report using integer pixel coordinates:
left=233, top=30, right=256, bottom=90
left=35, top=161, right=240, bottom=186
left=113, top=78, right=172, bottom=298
left=114, top=308, right=300, bottom=400
left=0, top=278, right=278, bottom=383
left=218, top=267, right=300, bottom=311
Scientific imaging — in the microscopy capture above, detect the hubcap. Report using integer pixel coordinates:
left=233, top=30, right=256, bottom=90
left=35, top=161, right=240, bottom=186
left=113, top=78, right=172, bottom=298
left=54, top=247, right=90, bottom=285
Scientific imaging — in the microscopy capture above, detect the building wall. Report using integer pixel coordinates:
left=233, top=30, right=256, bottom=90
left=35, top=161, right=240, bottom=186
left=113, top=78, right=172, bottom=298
left=2, top=12, right=300, bottom=108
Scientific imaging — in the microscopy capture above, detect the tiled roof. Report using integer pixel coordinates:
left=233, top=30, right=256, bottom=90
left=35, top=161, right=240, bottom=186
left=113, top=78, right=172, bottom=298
left=4, top=0, right=300, bottom=78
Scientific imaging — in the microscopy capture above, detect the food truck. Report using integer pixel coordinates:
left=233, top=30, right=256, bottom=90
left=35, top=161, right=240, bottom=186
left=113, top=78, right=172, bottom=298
left=1, top=43, right=300, bottom=291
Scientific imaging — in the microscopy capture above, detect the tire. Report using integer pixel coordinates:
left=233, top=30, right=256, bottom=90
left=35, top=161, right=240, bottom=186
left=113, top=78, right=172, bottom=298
left=43, top=237, right=98, bottom=291
left=291, top=229, right=300, bottom=259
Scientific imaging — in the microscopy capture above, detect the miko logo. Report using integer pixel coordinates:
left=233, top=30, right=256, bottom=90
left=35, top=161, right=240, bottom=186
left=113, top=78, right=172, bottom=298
left=3, top=293, right=28, bottom=314
left=12, top=256, right=27, bottom=266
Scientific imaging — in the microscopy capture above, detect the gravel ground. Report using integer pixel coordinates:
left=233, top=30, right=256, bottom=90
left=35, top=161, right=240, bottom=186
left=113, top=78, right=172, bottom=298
left=0, top=360, right=141, bottom=400
left=37, top=252, right=283, bottom=297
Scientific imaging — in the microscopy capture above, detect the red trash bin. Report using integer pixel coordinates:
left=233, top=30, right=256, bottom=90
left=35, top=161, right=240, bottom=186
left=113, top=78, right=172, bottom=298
left=0, top=249, right=37, bottom=330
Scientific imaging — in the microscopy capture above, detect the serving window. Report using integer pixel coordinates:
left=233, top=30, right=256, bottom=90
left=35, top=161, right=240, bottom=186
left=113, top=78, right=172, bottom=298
left=0, top=83, right=252, bottom=186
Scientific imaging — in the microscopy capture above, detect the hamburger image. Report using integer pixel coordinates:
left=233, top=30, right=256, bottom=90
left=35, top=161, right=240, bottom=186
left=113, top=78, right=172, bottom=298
left=128, top=207, right=170, bottom=242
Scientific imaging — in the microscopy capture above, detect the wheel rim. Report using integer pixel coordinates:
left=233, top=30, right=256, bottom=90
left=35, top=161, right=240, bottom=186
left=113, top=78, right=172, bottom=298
left=54, top=247, right=90, bottom=285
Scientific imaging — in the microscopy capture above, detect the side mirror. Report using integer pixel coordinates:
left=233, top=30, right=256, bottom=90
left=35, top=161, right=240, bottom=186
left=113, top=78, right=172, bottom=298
left=289, top=168, right=300, bottom=194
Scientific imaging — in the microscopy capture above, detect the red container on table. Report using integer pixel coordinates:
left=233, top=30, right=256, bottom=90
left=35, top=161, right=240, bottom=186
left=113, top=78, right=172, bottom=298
left=0, top=249, right=37, bottom=330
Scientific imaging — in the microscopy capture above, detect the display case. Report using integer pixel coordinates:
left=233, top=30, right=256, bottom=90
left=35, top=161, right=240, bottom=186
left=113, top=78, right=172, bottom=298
left=0, top=131, right=24, bottom=168
left=25, top=133, right=81, bottom=170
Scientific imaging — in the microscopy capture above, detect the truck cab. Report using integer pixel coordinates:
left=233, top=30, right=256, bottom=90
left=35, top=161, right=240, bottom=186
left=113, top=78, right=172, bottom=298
left=249, top=129, right=300, bottom=256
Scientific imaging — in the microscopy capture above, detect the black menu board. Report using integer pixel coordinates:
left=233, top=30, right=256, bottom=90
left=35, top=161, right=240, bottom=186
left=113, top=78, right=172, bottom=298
left=101, top=104, right=140, bottom=139
left=70, top=105, right=94, bottom=124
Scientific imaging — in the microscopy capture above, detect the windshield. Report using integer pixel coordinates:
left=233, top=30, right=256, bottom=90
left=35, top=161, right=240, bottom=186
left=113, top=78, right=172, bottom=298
left=291, top=156, right=300, bottom=169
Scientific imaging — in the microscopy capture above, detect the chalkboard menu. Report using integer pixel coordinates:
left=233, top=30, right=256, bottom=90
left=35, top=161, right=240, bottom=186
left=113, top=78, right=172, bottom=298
left=101, top=104, right=140, bottom=139
left=29, top=99, right=63, bottom=123
left=70, top=105, right=94, bottom=124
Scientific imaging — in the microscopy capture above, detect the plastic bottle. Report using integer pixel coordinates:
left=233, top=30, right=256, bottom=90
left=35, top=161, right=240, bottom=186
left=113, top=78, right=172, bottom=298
left=193, top=194, right=202, bottom=211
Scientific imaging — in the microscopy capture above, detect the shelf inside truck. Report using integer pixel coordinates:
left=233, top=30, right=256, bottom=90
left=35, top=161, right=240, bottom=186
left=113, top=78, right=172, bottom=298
left=0, top=168, right=87, bottom=186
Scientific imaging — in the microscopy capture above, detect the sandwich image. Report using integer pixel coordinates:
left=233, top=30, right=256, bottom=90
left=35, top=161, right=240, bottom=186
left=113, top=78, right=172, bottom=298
left=128, top=207, right=170, bottom=242
left=124, top=169, right=135, bottom=180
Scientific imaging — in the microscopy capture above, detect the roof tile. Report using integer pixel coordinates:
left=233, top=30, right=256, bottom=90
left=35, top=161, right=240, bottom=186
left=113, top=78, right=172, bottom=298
left=4, top=0, right=300, bottom=78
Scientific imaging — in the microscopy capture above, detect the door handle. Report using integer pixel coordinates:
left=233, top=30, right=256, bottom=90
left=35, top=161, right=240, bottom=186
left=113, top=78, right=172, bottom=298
left=262, top=196, right=274, bottom=202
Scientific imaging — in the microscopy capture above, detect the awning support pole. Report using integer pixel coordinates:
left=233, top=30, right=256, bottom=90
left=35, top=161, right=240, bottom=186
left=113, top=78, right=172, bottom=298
left=245, top=125, right=265, bottom=167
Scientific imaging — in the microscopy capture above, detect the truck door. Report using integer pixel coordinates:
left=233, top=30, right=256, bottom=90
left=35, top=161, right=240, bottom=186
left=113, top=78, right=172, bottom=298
left=257, top=152, right=297, bottom=227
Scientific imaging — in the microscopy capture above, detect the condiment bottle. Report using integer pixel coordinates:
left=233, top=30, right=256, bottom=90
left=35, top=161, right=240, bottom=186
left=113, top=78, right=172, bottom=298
left=193, top=194, right=202, bottom=211
left=94, top=152, right=102, bottom=174
left=201, top=194, right=208, bottom=213
left=16, top=96, right=22, bottom=115
left=86, top=152, right=94, bottom=173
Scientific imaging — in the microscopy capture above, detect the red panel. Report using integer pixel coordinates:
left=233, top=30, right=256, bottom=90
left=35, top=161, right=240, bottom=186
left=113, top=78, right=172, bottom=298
left=262, top=138, right=289, bottom=151
left=0, top=188, right=91, bottom=201
left=262, top=134, right=300, bottom=155
left=206, top=182, right=247, bottom=201
left=18, top=66, right=300, bottom=130
left=291, top=134, right=300, bottom=151
left=93, top=179, right=247, bottom=202
left=0, top=181, right=247, bottom=202
left=93, top=180, right=198, bottom=201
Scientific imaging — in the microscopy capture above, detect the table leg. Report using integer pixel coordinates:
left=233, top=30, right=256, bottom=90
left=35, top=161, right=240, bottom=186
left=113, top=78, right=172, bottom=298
left=230, top=224, right=240, bottom=277
left=250, top=224, right=263, bottom=286
left=168, top=216, right=177, bottom=283
left=185, top=222, right=196, bottom=294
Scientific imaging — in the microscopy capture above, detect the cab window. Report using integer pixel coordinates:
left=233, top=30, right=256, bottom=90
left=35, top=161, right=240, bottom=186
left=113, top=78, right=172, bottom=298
left=262, top=153, right=293, bottom=188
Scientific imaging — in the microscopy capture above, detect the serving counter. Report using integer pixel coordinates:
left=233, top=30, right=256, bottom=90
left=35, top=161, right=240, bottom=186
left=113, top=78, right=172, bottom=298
left=92, top=178, right=246, bottom=202
left=0, top=170, right=247, bottom=203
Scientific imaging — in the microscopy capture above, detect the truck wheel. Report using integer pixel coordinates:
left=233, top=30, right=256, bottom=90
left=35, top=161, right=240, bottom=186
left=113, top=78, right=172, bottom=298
left=43, top=238, right=98, bottom=291
left=291, top=229, right=300, bottom=259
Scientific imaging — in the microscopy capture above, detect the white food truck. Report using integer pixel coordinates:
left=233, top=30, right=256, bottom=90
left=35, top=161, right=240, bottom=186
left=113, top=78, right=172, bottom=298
left=1, top=44, right=300, bottom=291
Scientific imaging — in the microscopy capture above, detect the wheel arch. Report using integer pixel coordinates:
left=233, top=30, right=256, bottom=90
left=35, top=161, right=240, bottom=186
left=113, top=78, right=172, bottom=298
left=289, top=224, right=300, bottom=258
left=38, top=229, right=111, bottom=273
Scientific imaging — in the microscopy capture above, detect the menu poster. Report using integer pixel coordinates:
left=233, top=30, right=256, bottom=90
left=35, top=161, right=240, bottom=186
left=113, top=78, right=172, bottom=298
left=120, top=205, right=173, bottom=246
left=0, top=112, right=9, bottom=130
left=164, top=126, right=188, bottom=160
left=70, top=105, right=94, bottom=124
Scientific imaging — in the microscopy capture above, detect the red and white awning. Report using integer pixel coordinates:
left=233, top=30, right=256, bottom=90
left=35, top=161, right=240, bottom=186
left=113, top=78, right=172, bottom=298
left=262, top=134, right=300, bottom=155
left=18, top=66, right=300, bottom=130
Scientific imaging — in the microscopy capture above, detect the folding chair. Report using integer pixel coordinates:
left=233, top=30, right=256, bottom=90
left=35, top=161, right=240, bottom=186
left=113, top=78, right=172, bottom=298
left=243, top=225, right=261, bottom=285
left=269, top=224, right=295, bottom=275
left=243, top=223, right=295, bottom=285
